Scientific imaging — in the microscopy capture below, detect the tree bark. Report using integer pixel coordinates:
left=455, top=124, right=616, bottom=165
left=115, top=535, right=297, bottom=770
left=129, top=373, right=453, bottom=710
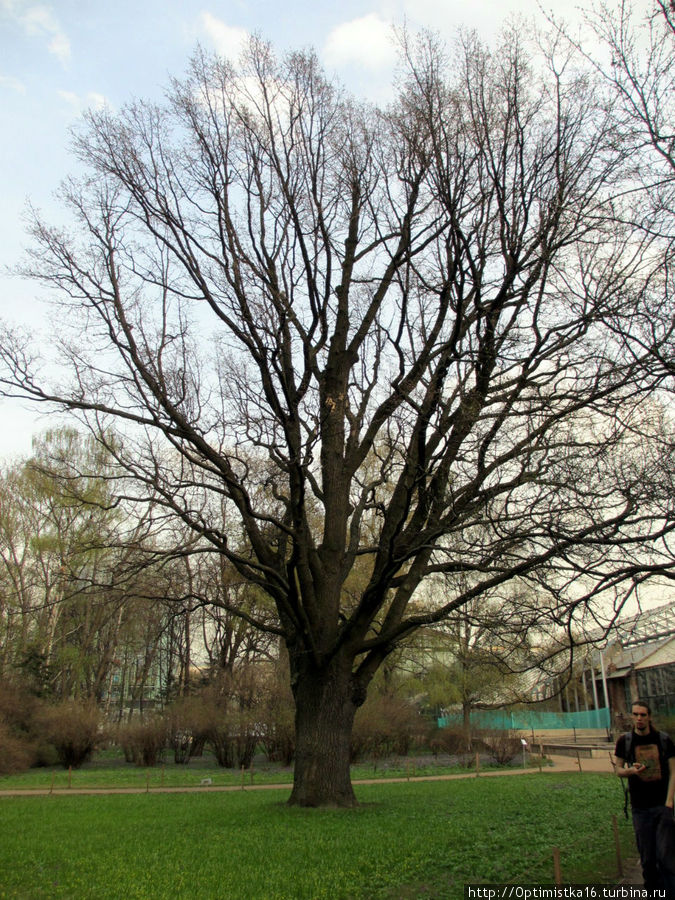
left=288, top=655, right=361, bottom=808
left=462, top=702, right=472, bottom=751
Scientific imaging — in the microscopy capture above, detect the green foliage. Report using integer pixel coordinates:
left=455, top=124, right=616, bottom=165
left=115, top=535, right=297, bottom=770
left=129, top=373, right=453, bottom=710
left=0, top=775, right=633, bottom=898
left=14, top=644, right=54, bottom=698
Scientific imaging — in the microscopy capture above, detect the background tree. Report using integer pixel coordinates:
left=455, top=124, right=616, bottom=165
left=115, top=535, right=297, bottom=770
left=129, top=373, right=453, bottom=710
left=177, top=553, right=278, bottom=680
left=0, top=430, right=128, bottom=697
left=550, top=0, right=675, bottom=386
left=1, top=29, right=674, bottom=806
left=0, top=434, right=277, bottom=719
left=391, top=583, right=535, bottom=746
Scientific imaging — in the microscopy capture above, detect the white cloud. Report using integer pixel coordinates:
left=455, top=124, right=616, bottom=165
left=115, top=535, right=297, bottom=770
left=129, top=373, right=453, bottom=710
left=324, top=14, right=397, bottom=71
left=0, top=0, right=71, bottom=65
left=0, top=74, right=26, bottom=93
left=198, top=12, right=249, bottom=60
left=58, top=90, right=107, bottom=112
left=47, top=31, right=70, bottom=65
left=398, top=0, right=587, bottom=44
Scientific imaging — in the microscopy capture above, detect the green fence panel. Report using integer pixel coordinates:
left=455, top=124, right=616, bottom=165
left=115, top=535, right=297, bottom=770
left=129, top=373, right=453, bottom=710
left=437, top=707, right=610, bottom=730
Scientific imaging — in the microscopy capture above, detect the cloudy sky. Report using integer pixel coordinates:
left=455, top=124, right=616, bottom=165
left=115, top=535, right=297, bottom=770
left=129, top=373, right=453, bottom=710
left=0, top=0, right=595, bottom=460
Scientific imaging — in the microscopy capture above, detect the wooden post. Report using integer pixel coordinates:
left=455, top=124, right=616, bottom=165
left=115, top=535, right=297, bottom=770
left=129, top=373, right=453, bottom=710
left=612, top=815, right=623, bottom=877
left=575, top=750, right=582, bottom=772
left=552, top=847, right=562, bottom=886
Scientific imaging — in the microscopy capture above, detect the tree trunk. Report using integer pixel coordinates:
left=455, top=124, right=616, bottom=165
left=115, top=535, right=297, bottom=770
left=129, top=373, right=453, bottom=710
left=288, top=656, right=360, bottom=808
left=463, top=702, right=472, bottom=751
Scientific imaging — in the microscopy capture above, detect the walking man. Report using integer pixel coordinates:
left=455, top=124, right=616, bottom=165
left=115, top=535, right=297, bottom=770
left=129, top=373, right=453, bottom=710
left=615, top=700, right=675, bottom=895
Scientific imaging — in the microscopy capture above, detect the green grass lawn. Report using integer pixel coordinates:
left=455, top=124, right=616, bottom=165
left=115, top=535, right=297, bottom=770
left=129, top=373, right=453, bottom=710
left=0, top=773, right=634, bottom=899
left=0, top=754, right=522, bottom=792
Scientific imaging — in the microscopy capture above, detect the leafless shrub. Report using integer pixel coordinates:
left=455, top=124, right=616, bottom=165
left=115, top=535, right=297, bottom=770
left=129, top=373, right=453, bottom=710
left=188, top=693, right=233, bottom=768
left=479, top=729, right=523, bottom=765
left=162, top=686, right=261, bottom=769
left=258, top=679, right=295, bottom=766
left=35, top=700, right=100, bottom=768
left=351, top=695, right=428, bottom=763
left=430, top=726, right=470, bottom=758
left=117, top=716, right=167, bottom=767
left=0, top=682, right=39, bottom=773
left=164, top=695, right=212, bottom=764
left=0, top=722, right=35, bottom=774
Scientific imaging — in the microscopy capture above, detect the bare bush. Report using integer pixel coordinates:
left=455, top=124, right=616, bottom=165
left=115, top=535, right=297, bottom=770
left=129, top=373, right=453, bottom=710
left=479, top=729, right=523, bottom=765
left=230, top=709, right=260, bottom=769
left=0, top=722, right=35, bottom=775
left=117, top=716, right=167, bottom=767
left=208, top=726, right=234, bottom=768
left=176, top=693, right=233, bottom=768
left=190, top=666, right=282, bottom=769
left=258, top=678, right=295, bottom=766
left=200, top=691, right=261, bottom=769
left=429, top=726, right=471, bottom=758
left=0, top=682, right=38, bottom=734
left=164, top=695, right=212, bottom=764
left=351, top=695, right=428, bottom=763
left=0, top=682, right=40, bottom=773
left=36, top=700, right=100, bottom=768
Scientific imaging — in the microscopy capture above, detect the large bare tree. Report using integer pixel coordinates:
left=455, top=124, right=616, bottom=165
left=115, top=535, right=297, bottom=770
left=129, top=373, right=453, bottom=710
left=1, top=28, right=674, bottom=805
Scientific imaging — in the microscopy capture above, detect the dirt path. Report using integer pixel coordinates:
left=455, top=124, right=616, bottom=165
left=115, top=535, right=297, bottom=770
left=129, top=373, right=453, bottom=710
left=0, top=752, right=613, bottom=797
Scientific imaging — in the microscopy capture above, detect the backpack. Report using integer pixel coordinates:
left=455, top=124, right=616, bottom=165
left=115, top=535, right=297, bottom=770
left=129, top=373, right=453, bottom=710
left=619, top=730, right=670, bottom=818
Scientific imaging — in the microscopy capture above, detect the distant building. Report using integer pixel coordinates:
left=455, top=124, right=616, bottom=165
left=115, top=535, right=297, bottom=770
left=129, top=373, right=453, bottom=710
left=602, top=635, right=675, bottom=722
left=522, top=601, right=675, bottom=730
